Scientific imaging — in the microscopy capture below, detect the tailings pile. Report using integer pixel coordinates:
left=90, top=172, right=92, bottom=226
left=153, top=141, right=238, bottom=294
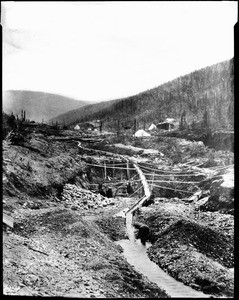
left=134, top=201, right=234, bottom=297
left=62, top=184, right=115, bottom=210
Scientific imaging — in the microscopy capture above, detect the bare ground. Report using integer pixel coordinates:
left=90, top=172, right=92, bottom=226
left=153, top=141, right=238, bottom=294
left=134, top=199, right=234, bottom=297
left=3, top=128, right=234, bottom=297
left=3, top=198, right=168, bottom=298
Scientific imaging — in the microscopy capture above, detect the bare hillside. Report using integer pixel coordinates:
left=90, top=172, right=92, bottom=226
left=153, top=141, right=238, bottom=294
left=3, top=90, right=93, bottom=123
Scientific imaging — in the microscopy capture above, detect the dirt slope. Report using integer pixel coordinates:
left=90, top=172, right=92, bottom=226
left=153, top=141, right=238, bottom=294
left=134, top=200, right=234, bottom=297
left=3, top=132, right=86, bottom=198
left=3, top=201, right=168, bottom=298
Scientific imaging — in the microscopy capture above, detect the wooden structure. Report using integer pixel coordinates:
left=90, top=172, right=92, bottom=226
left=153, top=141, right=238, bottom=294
left=3, top=212, right=14, bottom=229
left=78, top=143, right=152, bottom=214
left=156, top=121, right=175, bottom=130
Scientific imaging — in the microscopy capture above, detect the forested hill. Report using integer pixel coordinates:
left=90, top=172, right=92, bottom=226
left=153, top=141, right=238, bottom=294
left=3, top=90, right=92, bottom=123
left=50, top=58, right=234, bottom=131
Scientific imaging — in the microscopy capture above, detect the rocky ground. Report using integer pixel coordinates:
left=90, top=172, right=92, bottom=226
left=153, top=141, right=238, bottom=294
left=3, top=127, right=234, bottom=297
left=134, top=199, right=234, bottom=297
left=3, top=197, right=168, bottom=298
left=61, top=184, right=116, bottom=210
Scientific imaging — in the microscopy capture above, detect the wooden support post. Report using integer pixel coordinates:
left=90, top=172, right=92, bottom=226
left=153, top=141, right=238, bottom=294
left=113, top=160, right=115, bottom=178
left=137, top=184, right=140, bottom=197
left=126, top=161, right=130, bottom=180
left=121, top=168, right=123, bottom=181
left=151, top=171, right=155, bottom=192
left=104, top=161, right=107, bottom=179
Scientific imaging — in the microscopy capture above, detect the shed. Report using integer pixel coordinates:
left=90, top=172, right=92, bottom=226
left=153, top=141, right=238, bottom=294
left=156, top=118, right=177, bottom=130
left=88, top=120, right=101, bottom=129
left=156, top=121, right=175, bottom=130
left=165, top=118, right=176, bottom=123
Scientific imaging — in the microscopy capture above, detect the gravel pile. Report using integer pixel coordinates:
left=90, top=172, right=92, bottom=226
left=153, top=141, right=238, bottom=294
left=62, top=184, right=115, bottom=210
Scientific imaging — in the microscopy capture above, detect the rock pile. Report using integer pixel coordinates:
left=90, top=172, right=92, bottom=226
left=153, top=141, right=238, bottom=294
left=199, top=167, right=234, bottom=215
left=62, top=184, right=115, bottom=210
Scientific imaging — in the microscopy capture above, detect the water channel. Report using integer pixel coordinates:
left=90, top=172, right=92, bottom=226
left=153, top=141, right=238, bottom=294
left=79, top=144, right=214, bottom=297
left=115, top=210, right=211, bottom=298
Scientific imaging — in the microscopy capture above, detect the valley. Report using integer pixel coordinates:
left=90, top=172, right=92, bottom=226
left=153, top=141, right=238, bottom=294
left=49, top=59, right=234, bottom=135
left=3, top=124, right=234, bottom=298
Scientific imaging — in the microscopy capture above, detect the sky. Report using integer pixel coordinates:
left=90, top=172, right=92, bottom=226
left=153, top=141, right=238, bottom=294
left=2, top=1, right=238, bottom=102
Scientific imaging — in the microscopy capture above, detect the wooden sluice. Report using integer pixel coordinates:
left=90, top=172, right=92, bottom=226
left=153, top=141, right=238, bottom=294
left=3, top=212, right=14, bottom=229
left=78, top=144, right=152, bottom=213
left=126, top=158, right=152, bottom=215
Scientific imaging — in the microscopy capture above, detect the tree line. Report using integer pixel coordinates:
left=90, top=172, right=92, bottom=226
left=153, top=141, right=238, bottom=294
left=68, top=59, right=233, bottom=132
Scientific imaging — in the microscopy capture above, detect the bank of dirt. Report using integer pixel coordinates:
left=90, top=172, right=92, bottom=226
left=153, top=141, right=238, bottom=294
left=4, top=203, right=168, bottom=298
left=134, top=199, right=234, bottom=297
left=3, top=132, right=88, bottom=198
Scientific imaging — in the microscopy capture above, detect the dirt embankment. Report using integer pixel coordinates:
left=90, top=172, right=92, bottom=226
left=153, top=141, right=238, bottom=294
left=134, top=200, right=234, bottom=297
left=3, top=132, right=87, bottom=198
left=4, top=202, right=168, bottom=298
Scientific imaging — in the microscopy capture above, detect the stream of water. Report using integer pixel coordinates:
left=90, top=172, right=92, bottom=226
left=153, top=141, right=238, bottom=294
left=115, top=210, right=211, bottom=298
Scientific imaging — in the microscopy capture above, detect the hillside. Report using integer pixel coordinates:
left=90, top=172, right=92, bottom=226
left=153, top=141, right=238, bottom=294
left=3, top=90, right=92, bottom=123
left=50, top=59, right=234, bottom=131
left=49, top=99, right=120, bottom=125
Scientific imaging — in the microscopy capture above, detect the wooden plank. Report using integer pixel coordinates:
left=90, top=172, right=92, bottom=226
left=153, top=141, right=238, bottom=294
left=187, top=189, right=202, bottom=202
left=3, top=213, right=14, bottom=228
left=130, top=159, right=151, bottom=198
left=126, top=161, right=130, bottom=179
